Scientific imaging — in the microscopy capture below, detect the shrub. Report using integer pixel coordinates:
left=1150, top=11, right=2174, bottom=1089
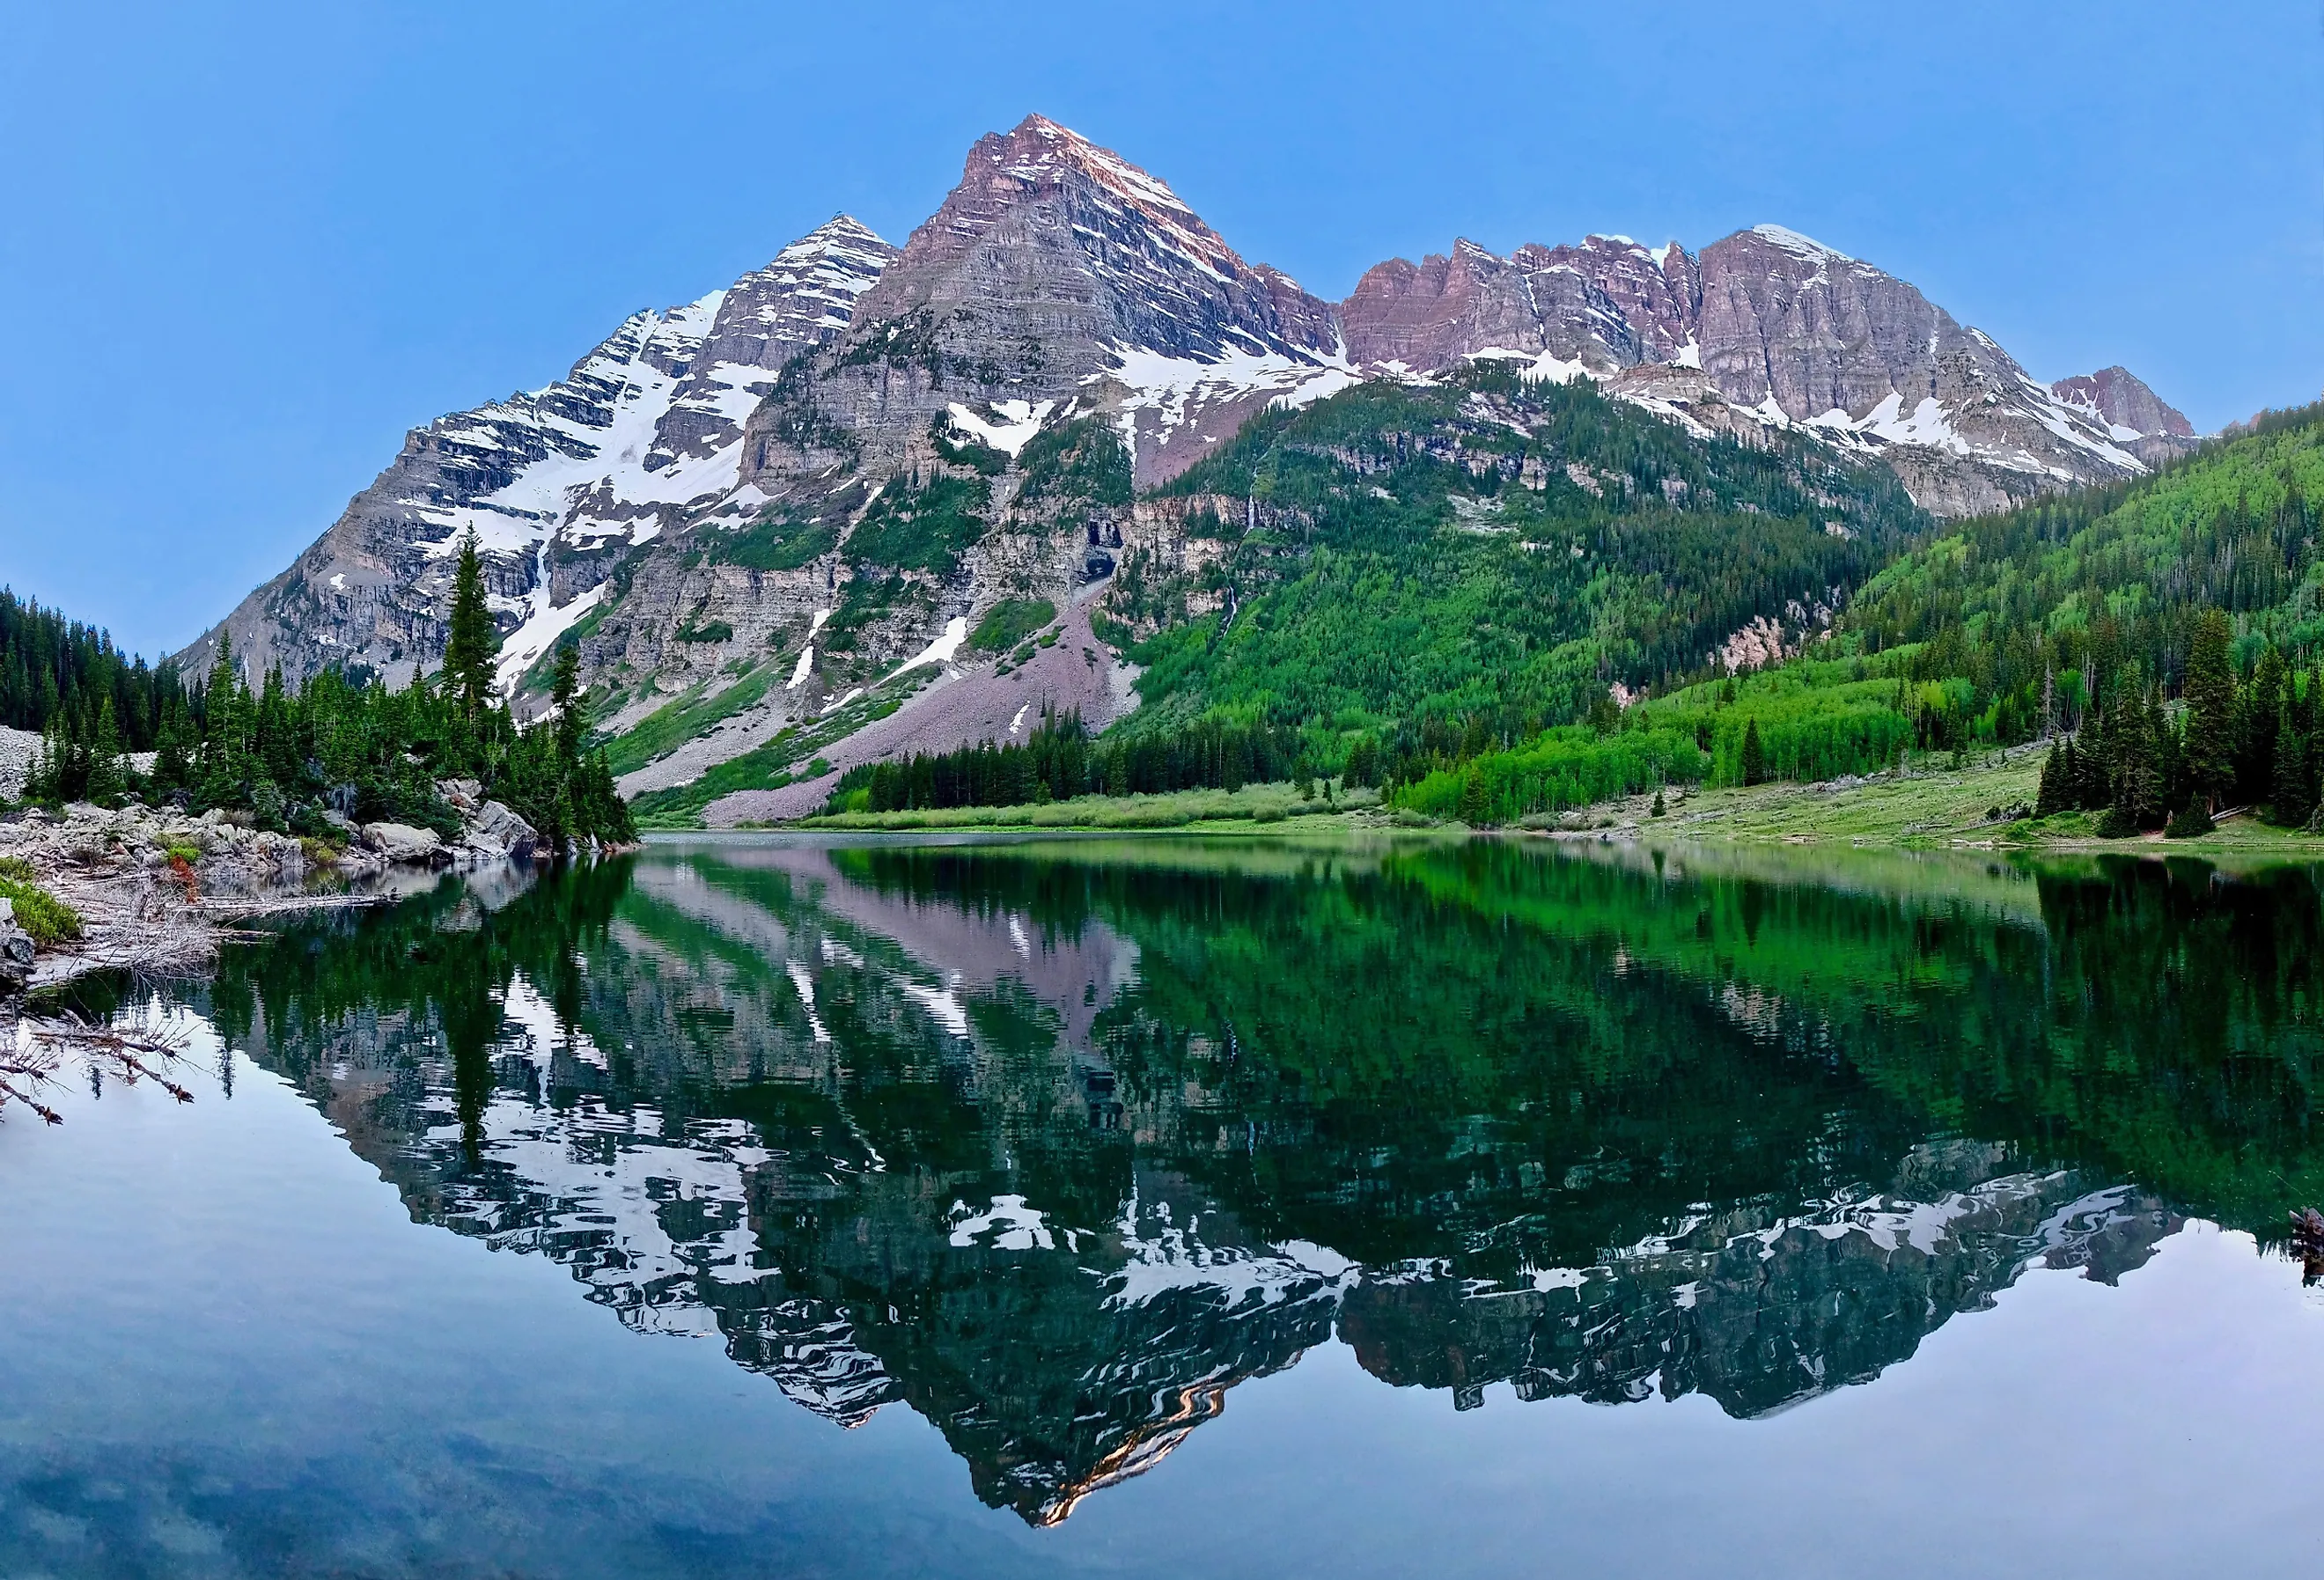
left=970, top=599, right=1056, bottom=654
left=0, top=878, right=85, bottom=944
left=845, top=475, right=989, bottom=573
left=2166, top=805, right=2216, bottom=839
left=707, top=515, right=841, bottom=572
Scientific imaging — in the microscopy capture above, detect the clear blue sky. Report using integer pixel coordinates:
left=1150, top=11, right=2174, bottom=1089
left=4, top=0, right=2319, bottom=658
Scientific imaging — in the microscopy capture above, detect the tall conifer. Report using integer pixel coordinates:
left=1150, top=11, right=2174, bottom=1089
left=2182, top=610, right=2238, bottom=811
left=442, top=527, right=499, bottom=722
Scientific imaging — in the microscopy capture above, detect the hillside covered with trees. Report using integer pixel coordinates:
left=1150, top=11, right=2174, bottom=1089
left=1107, top=369, right=1928, bottom=739
left=1390, top=401, right=2324, bottom=829
left=14, top=533, right=633, bottom=847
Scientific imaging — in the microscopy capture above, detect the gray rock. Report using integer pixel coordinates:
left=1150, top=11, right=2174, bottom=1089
left=175, top=217, right=897, bottom=690
left=2051, top=366, right=2198, bottom=466
left=360, top=823, right=445, bottom=864
left=460, top=799, right=537, bottom=863
left=0, top=898, right=33, bottom=960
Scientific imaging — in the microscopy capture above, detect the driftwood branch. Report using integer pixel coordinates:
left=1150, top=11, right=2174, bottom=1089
left=2293, top=1209, right=2324, bottom=1286
left=1, top=1003, right=196, bottom=1121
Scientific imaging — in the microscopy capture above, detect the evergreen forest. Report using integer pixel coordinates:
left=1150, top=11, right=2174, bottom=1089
left=13, top=532, right=634, bottom=846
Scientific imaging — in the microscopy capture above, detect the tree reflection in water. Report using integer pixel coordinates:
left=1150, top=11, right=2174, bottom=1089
left=160, top=837, right=2324, bottom=1525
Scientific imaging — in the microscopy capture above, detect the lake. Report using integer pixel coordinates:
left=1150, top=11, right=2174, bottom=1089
left=6, top=832, right=2324, bottom=1577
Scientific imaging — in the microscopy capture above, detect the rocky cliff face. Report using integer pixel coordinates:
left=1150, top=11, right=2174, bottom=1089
left=182, top=116, right=2200, bottom=803
left=1342, top=224, right=2191, bottom=517
left=741, top=114, right=1352, bottom=498
left=181, top=217, right=898, bottom=686
left=2052, top=364, right=2198, bottom=466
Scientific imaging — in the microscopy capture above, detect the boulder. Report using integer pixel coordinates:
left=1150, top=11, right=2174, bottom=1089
left=462, top=799, right=537, bottom=863
left=360, top=822, right=445, bottom=865
left=0, top=897, right=34, bottom=985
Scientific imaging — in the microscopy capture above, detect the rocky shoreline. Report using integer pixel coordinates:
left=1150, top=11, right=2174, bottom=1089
left=0, top=781, right=568, bottom=998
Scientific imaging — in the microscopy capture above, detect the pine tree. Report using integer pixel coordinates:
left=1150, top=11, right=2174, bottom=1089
left=2242, top=644, right=2286, bottom=803
left=551, top=643, right=585, bottom=768
left=2272, top=706, right=2311, bottom=825
left=2073, top=713, right=2110, bottom=810
left=85, top=695, right=126, bottom=805
left=442, top=526, right=499, bottom=723
left=2036, top=740, right=2069, bottom=816
left=1739, top=717, right=1767, bottom=786
left=2145, top=687, right=2177, bottom=823
left=151, top=692, right=194, bottom=796
left=1457, top=765, right=1487, bottom=824
left=196, top=635, right=251, bottom=808
left=2182, top=609, right=2238, bottom=812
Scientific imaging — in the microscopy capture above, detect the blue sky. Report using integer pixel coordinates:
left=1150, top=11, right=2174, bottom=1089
left=4, top=0, right=2320, bottom=657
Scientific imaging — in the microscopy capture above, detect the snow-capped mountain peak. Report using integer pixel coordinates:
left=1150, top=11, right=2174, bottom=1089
left=1747, top=223, right=1855, bottom=262
left=183, top=217, right=897, bottom=685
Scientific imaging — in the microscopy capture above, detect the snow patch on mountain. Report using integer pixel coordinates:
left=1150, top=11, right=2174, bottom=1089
left=1100, top=343, right=1358, bottom=465
left=1749, top=224, right=1854, bottom=262
left=496, top=580, right=607, bottom=692
left=946, top=400, right=1056, bottom=457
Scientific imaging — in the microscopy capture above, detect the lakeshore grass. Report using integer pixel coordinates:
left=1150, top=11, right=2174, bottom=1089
left=786, top=782, right=1380, bottom=832
left=1563, top=746, right=2324, bottom=855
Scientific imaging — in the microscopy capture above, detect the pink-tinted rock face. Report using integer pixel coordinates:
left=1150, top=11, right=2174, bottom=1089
left=1337, top=223, right=2187, bottom=515
left=1339, top=235, right=1701, bottom=373
left=735, top=115, right=1349, bottom=496
left=2052, top=367, right=2195, bottom=438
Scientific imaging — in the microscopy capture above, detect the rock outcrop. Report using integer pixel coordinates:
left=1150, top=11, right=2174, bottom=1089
left=1340, top=224, right=2191, bottom=517
left=180, top=217, right=899, bottom=687
left=2052, top=364, right=2198, bottom=466
left=358, top=822, right=444, bottom=865
left=0, top=898, right=35, bottom=987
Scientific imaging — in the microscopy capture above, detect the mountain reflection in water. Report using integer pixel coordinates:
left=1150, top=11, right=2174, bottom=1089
left=169, top=835, right=2324, bottom=1525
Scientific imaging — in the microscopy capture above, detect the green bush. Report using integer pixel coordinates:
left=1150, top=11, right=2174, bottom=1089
left=706, top=515, right=841, bottom=572
left=1015, top=416, right=1132, bottom=509
left=845, top=475, right=989, bottom=573
left=0, top=877, right=84, bottom=944
left=2166, top=805, right=2216, bottom=839
left=970, top=598, right=1056, bottom=653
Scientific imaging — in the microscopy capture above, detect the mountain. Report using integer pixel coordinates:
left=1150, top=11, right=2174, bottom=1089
left=2049, top=364, right=2196, bottom=466
left=184, top=216, right=899, bottom=686
left=741, top=114, right=1354, bottom=497
left=180, top=115, right=2198, bottom=812
left=1340, top=225, right=2196, bottom=516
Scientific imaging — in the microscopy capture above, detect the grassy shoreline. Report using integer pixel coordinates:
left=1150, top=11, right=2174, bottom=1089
left=722, top=751, right=2324, bottom=858
left=1585, top=747, right=2324, bottom=856
left=772, top=782, right=1385, bottom=833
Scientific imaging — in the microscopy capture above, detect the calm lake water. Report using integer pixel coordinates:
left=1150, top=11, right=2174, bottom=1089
left=7, top=833, right=2324, bottom=1577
